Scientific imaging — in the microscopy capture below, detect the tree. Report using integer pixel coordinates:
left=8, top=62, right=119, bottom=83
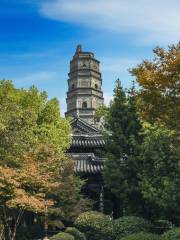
left=138, top=123, right=180, bottom=221
left=128, top=43, right=180, bottom=222
left=103, top=80, right=142, bottom=216
left=48, top=158, right=89, bottom=224
left=94, top=104, right=109, bottom=124
left=130, top=42, right=180, bottom=131
left=0, top=154, right=55, bottom=240
left=0, top=80, right=87, bottom=240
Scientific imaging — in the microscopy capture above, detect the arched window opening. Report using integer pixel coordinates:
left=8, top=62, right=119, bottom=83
left=82, top=102, right=87, bottom=109
left=71, top=84, right=75, bottom=89
left=95, top=84, right=98, bottom=89
left=74, top=129, right=80, bottom=134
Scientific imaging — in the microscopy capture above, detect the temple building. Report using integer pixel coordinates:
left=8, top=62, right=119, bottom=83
left=66, top=45, right=108, bottom=212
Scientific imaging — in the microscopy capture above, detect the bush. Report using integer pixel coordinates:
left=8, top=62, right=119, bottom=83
left=152, top=220, right=174, bottom=234
left=113, top=216, right=150, bottom=239
left=65, top=227, right=86, bottom=240
left=120, top=232, right=160, bottom=240
left=50, top=232, right=74, bottom=240
left=75, top=211, right=113, bottom=240
left=161, top=227, right=180, bottom=240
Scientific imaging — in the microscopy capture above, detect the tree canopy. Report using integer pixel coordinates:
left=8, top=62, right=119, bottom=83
left=0, top=80, right=87, bottom=240
left=103, top=43, right=180, bottom=221
left=138, top=123, right=180, bottom=220
left=103, top=80, right=142, bottom=216
left=130, top=42, right=180, bottom=131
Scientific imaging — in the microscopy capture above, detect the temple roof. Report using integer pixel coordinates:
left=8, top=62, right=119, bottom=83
left=72, top=138, right=105, bottom=147
left=68, top=118, right=105, bottom=174
left=67, top=153, right=104, bottom=174
left=70, top=118, right=105, bottom=148
left=71, top=117, right=100, bottom=135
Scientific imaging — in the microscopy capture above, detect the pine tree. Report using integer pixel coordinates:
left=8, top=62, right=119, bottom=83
left=104, top=79, right=142, bottom=216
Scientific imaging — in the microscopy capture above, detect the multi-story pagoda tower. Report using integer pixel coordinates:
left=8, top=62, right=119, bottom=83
left=65, top=45, right=108, bottom=212
left=65, top=45, right=104, bottom=124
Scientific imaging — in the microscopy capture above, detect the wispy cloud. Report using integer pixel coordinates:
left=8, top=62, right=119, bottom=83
left=39, top=0, right=180, bottom=45
left=4, top=46, right=66, bottom=59
left=101, top=57, right=140, bottom=73
left=104, top=92, right=113, bottom=106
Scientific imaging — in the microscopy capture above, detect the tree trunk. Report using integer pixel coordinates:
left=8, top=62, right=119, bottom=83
left=2, top=207, right=24, bottom=240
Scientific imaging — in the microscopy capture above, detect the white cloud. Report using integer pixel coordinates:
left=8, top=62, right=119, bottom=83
left=39, top=0, right=180, bottom=45
left=104, top=92, right=113, bottom=106
left=101, top=57, right=140, bottom=73
left=58, top=97, right=66, bottom=116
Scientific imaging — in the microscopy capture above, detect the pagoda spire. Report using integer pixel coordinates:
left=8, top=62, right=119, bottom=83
left=76, top=44, right=82, bottom=53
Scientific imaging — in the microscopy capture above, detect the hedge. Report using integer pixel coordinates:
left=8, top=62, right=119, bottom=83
left=50, top=232, right=74, bottom=240
left=75, top=211, right=113, bottom=240
left=113, top=216, right=150, bottom=239
left=120, top=232, right=160, bottom=240
left=161, top=227, right=180, bottom=240
left=65, top=227, right=86, bottom=240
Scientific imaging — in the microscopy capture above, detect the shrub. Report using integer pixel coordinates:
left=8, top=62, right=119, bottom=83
left=161, top=227, right=180, bottom=240
left=50, top=232, right=74, bottom=240
left=75, top=211, right=113, bottom=240
left=48, top=220, right=65, bottom=229
left=152, top=220, right=174, bottom=234
left=113, top=216, right=150, bottom=239
left=120, top=232, right=160, bottom=240
left=65, top=227, right=86, bottom=240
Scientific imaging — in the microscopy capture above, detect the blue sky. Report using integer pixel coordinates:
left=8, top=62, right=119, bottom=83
left=0, top=0, right=179, bottom=114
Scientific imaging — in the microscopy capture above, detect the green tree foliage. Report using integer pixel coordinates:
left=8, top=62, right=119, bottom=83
left=151, top=220, right=174, bottom=234
left=65, top=227, right=86, bottom=240
left=103, top=43, right=180, bottom=221
left=75, top=211, right=113, bottom=240
left=50, top=232, right=75, bottom=240
left=113, top=216, right=150, bottom=239
left=0, top=80, right=87, bottom=240
left=130, top=42, right=180, bottom=131
left=128, top=42, right=180, bottom=222
left=103, top=80, right=142, bottom=215
left=161, top=227, right=180, bottom=240
left=94, top=104, right=109, bottom=124
left=48, top=158, right=89, bottom=224
left=0, top=80, right=71, bottom=167
left=138, top=123, right=180, bottom=221
left=120, top=232, right=160, bottom=240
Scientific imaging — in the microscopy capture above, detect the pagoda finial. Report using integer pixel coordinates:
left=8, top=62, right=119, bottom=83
left=76, top=44, right=82, bottom=53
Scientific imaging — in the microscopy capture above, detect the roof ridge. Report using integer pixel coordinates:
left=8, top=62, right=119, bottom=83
left=71, top=117, right=99, bottom=132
